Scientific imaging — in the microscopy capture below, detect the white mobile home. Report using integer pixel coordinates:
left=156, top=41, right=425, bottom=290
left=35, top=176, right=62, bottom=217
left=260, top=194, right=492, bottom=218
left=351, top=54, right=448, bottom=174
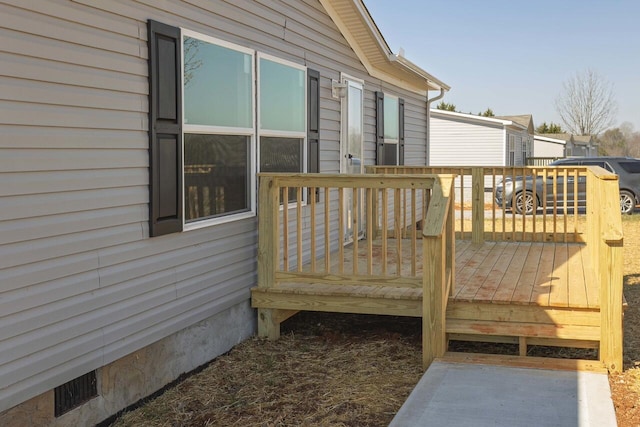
left=429, top=110, right=534, bottom=167
left=0, top=0, right=448, bottom=425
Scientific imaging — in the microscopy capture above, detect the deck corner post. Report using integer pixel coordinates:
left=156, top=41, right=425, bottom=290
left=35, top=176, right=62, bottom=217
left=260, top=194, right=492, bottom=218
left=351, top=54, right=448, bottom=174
left=471, top=167, right=484, bottom=244
left=423, top=235, right=447, bottom=370
left=599, top=241, right=624, bottom=373
left=594, top=176, right=624, bottom=373
left=258, top=175, right=277, bottom=291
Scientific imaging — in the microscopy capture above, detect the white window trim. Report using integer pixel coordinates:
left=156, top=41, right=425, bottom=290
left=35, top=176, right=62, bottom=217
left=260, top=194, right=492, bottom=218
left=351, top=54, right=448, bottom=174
left=181, top=28, right=257, bottom=230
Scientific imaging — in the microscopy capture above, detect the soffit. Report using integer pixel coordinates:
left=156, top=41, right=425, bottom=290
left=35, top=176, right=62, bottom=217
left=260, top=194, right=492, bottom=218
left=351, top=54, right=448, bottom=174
left=319, top=0, right=449, bottom=94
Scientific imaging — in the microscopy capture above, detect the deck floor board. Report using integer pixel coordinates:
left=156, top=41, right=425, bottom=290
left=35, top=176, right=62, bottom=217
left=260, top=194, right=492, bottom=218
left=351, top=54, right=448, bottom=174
left=259, top=239, right=596, bottom=310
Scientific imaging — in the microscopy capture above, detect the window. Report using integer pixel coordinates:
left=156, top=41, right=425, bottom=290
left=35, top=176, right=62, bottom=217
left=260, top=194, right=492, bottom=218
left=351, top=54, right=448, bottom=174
left=619, top=161, right=640, bottom=174
left=375, top=92, right=405, bottom=165
left=148, top=20, right=320, bottom=236
left=182, top=31, right=255, bottom=225
left=258, top=55, right=306, bottom=202
left=508, top=135, right=516, bottom=166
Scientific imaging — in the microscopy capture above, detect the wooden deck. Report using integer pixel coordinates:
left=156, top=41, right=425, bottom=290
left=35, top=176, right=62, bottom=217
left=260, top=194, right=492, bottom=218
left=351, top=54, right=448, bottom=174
left=251, top=169, right=624, bottom=372
left=252, top=238, right=602, bottom=354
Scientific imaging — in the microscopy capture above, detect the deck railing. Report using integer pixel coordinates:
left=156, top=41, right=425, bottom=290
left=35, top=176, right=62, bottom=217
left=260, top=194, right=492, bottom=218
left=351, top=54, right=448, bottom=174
left=369, top=165, right=624, bottom=372
left=368, top=166, right=589, bottom=243
left=257, top=173, right=449, bottom=285
left=257, top=172, right=455, bottom=367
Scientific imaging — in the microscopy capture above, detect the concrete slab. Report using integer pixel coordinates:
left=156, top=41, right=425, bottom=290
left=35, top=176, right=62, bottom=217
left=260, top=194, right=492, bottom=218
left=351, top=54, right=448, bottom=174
left=390, top=361, right=617, bottom=427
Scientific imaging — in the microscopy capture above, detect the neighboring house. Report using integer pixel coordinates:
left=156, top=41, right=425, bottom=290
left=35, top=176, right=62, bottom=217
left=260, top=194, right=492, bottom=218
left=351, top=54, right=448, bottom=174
left=533, top=134, right=567, bottom=158
left=572, top=134, right=599, bottom=157
left=535, top=133, right=598, bottom=158
left=0, top=0, right=448, bottom=425
left=429, top=110, right=534, bottom=167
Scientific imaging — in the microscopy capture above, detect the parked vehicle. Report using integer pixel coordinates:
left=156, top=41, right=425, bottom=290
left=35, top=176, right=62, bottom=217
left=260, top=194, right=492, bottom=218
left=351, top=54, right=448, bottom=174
left=495, top=157, right=640, bottom=214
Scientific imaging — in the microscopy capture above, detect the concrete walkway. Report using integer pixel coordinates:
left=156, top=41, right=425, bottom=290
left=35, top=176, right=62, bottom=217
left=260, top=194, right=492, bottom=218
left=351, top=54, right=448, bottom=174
left=390, top=360, right=617, bottom=427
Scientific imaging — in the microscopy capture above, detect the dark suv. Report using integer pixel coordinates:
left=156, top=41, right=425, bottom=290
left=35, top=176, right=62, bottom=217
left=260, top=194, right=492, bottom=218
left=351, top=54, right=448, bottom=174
left=550, top=157, right=640, bottom=214
left=494, top=157, right=640, bottom=214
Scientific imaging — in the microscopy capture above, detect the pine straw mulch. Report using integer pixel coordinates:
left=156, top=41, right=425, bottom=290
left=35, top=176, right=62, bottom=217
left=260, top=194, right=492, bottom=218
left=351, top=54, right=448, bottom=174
left=111, top=216, right=640, bottom=427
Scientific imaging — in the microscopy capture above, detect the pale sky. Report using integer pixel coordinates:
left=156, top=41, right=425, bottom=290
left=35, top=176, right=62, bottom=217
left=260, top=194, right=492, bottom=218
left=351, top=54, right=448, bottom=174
left=364, top=0, right=640, bottom=133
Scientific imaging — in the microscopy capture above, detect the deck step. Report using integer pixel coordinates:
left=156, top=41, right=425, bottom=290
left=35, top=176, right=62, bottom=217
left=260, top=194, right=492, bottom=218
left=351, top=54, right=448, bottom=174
left=439, top=351, right=607, bottom=373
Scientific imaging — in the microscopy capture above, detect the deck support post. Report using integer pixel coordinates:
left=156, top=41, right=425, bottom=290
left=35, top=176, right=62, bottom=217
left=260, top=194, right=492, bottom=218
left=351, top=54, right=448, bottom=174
left=258, top=309, right=280, bottom=340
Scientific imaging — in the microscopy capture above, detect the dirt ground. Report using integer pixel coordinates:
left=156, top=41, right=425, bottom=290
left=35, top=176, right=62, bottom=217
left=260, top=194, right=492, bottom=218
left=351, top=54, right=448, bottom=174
left=110, top=216, right=640, bottom=427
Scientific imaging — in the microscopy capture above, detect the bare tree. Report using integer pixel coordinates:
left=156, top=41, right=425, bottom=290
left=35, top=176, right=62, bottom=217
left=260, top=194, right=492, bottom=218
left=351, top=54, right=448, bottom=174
left=554, top=69, right=617, bottom=136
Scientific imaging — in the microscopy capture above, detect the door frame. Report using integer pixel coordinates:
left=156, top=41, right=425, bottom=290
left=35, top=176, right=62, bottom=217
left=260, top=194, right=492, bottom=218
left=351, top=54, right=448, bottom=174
left=340, top=73, right=365, bottom=242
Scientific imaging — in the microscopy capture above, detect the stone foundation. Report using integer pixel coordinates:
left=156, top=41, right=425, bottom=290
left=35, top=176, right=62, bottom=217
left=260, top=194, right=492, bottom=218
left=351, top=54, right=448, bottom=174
left=0, top=301, right=256, bottom=427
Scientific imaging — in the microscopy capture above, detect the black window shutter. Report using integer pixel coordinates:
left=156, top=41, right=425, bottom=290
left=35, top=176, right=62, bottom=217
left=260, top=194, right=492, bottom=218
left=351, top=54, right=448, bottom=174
left=375, top=91, right=385, bottom=165
left=398, top=98, right=405, bottom=165
left=148, top=20, right=183, bottom=237
left=307, top=69, right=320, bottom=174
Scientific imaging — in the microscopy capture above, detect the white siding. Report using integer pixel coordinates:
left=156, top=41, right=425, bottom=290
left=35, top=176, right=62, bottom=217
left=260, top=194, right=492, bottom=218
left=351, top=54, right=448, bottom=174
left=0, top=0, right=431, bottom=413
left=429, top=114, right=505, bottom=166
left=534, top=139, right=565, bottom=158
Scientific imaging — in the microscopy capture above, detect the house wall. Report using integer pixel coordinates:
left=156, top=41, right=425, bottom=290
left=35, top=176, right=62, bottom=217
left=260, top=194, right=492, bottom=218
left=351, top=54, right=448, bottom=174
left=533, top=139, right=565, bottom=158
left=505, top=129, right=532, bottom=166
left=0, top=0, right=429, bottom=421
left=429, top=114, right=505, bottom=166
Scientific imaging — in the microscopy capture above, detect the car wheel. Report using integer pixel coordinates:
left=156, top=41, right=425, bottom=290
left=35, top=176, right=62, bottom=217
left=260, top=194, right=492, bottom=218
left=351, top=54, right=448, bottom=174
left=620, top=190, right=635, bottom=215
left=514, top=191, right=536, bottom=215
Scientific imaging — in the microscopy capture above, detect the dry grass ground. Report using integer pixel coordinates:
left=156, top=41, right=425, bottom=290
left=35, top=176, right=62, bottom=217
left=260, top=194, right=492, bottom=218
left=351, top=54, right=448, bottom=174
left=110, top=216, right=640, bottom=427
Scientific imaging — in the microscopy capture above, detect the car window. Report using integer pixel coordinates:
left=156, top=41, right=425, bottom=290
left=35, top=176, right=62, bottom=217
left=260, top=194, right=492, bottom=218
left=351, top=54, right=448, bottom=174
left=582, top=161, right=614, bottom=173
left=618, top=161, right=640, bottom=174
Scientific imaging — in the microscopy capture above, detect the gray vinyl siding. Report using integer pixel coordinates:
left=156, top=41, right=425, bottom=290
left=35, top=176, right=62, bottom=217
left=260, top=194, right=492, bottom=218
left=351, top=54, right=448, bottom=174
left=0, top=0, right=430, bottom=413
left=429, top=114, right=505, bottom=166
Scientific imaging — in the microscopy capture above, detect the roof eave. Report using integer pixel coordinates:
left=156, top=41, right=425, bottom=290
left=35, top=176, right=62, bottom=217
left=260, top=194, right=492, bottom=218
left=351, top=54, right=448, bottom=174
left=319, top=0, right=449, bottom=94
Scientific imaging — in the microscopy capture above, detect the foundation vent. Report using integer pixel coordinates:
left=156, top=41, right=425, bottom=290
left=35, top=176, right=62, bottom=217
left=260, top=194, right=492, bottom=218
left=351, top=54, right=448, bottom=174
left=54, top=370, right=98, bottom=417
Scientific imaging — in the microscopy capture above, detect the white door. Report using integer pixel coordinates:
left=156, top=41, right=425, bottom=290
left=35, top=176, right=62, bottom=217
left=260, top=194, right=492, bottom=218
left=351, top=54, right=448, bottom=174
left=341, top=77, right=364, bottom=243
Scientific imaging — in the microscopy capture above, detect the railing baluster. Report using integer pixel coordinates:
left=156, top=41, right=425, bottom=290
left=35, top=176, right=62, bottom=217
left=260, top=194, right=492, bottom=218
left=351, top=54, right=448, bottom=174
left=324, top=187, right=330, bottom=273
left=532, top=167, right=537, bottom=242
left=553, top=168, right=558, bottom=239
left=367, top=187, right=373, bottom=275
left=382, top=188, right=388, bottom=275
left=395, top=188, right=402, bottom=276
left=542, top=168, right=548, bottom=236
left=353, top=187, right=359, bottom=275
left=283, top=186, right=289, bottom=271
left=297, top=187, right=302, bottom=272
left=310, top=186, right=316, bottom=273
left=411, top=188, right=417, bottom=276
left=338, top=187, right=344, bottom=274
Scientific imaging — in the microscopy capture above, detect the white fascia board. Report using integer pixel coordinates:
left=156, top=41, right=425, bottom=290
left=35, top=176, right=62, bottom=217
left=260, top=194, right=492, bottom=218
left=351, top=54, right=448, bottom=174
left=389, top=54, right=450, bottom=91
left=429, top=109, right=514, bottom=126
left=534, top=135, right=567, bottom=145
